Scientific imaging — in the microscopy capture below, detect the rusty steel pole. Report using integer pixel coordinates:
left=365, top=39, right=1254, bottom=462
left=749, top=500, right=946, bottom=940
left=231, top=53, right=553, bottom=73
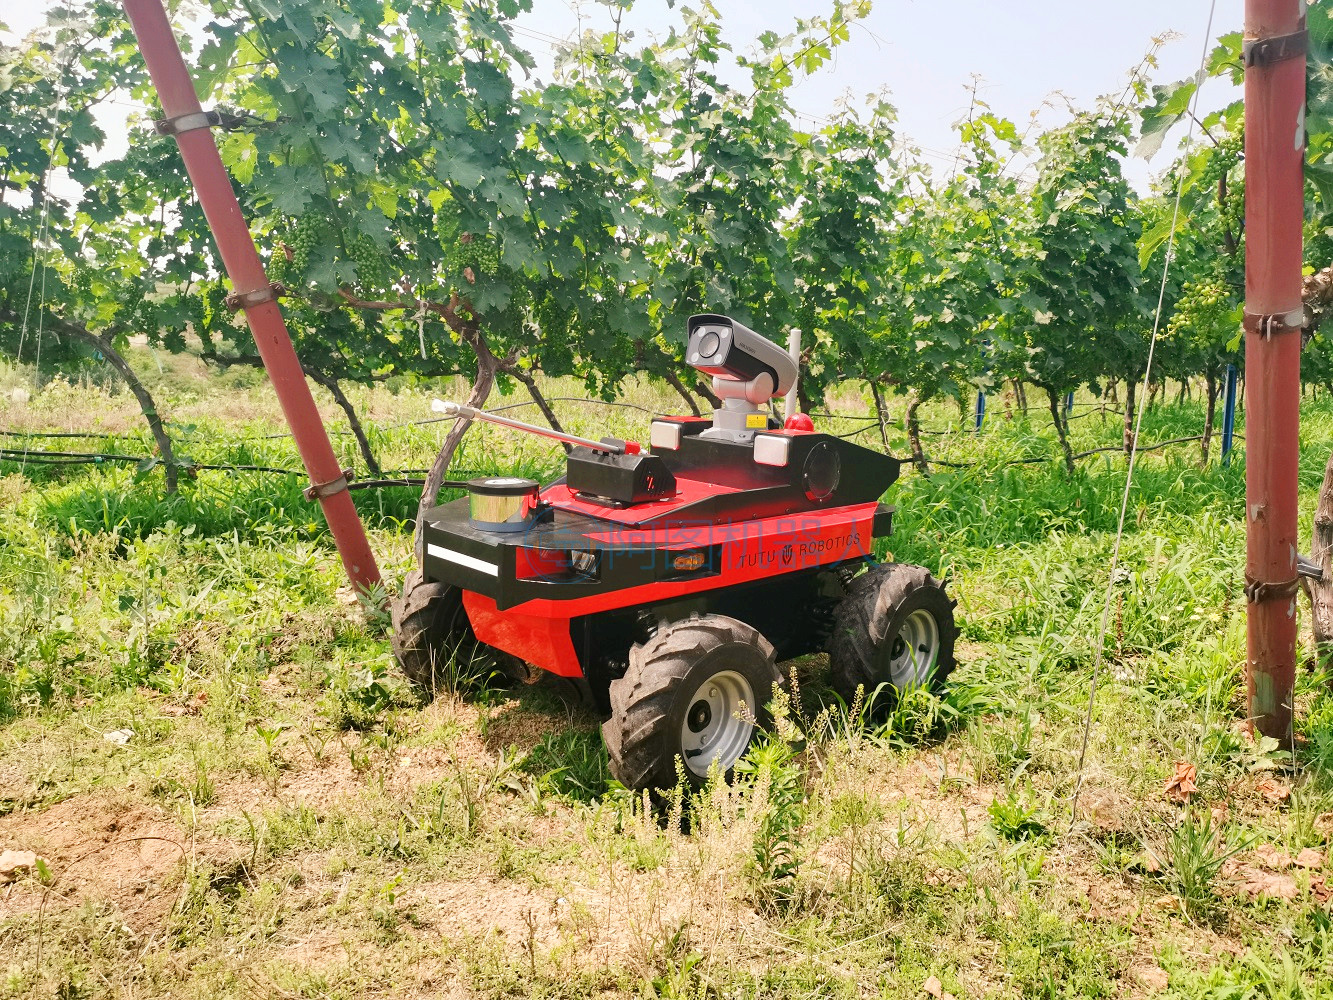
left=1243, top=0, right=1306, bottom=742
left=122, top=0, right=381, bottom=591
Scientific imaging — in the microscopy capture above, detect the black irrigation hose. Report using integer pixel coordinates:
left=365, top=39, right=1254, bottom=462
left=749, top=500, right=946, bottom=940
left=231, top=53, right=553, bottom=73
left=830, top=422, right=882, bottom=440
left=0, top=396, right=1139, bottom=451
left=0, top=428, right=154, bottom=441
left=236, top=395, right=666, bottom=440
left=0, top=447, right=144, bottom=463
left=0, top=447, right=498, bottom=495
left=0, top=405, right=1246, bottom=485
left=190, top=462, right=306, bottom=476
left=810, top=401, right=1128, bottom=437
left=0, top=453, right=134, bottom=466
left=1068, top=407, right=1126, bottom=422
left=920, top=434, right=1243, bottom=471
left=347, top=478, right=427, bottom=490
left=0, top=449, right=308, bottom=476
left=486, top=396, right=662, bottom=416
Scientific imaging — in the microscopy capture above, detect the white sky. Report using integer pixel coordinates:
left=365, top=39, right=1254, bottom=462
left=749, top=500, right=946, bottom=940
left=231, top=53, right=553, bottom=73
left=2, top=0, right=1243, bottom=191
left=512, top=0, right=1244, bottom=190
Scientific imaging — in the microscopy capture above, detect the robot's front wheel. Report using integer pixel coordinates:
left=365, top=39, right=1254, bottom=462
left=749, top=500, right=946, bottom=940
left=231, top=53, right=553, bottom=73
left=390, top=569, right=525, bottom=694
left=603, top=614, right=783, bottom=791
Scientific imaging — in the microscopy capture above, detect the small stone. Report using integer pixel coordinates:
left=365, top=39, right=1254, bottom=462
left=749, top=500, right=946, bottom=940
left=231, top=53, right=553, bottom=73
left=0, top=850, right=38, bottom=883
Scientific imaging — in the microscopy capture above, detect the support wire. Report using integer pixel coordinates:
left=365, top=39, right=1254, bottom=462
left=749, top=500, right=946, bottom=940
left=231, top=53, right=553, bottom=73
left=1070, top=0, right=1219, bottom=825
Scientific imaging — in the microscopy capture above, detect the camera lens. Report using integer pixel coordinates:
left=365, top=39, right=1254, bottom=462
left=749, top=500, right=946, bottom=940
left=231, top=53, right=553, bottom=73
left=697, top=331, right=720, bottom=357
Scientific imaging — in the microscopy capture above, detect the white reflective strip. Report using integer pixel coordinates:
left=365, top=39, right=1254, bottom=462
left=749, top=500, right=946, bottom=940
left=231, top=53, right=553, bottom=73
left=753, top=434, right=791, bottom=467
left=426, top=543, right=499, bottom=577
left=650, top=420, right=682, bottom=450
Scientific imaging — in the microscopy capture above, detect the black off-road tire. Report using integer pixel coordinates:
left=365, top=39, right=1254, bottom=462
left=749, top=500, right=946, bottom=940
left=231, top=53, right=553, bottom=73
left=390, top=568, right=524, bottom=693
left=828, top=562, right=958, bottom=712
left=603, top=614, right=782, bottom=791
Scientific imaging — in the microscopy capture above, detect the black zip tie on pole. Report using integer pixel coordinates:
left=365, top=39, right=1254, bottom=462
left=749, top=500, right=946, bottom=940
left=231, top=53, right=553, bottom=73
left=1242, top=28, right=1307, bottom=67
left=154, top=107, right=290, bottom=137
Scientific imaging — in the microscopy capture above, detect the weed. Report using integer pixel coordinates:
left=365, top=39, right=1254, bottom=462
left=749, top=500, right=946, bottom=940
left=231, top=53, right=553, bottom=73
left=734, top=687, right=807, bottom=908
left=987, top=786, right=1049, bottom=841
left=324, top=659, right=408, bottom=730
left=1146, top=807, right=1249, bottom=922
left=522, top=727, right=611, bottom=803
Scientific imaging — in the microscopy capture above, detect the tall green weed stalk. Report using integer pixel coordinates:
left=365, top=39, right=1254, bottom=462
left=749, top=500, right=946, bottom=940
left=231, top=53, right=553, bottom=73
left=734, top=684, right=807, bottom=910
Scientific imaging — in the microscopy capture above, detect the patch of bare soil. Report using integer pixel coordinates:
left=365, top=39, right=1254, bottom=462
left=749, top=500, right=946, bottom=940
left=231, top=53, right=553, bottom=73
left=845, top=748, right=995, bottom=843
left=0, top=793, right=192, bottom=930
left=203, top=741, right=368, bottom=822
left=480, top=699, right=577, bottom=755
left=0, top=757, right=38, bottom=814
left=408, top=863, right=714, bottom=972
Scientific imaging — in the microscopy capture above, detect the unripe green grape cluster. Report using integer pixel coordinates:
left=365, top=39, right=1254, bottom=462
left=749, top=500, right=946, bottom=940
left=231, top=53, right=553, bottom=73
left=443, top=231, right=501, bottom=285
left=1206, top=127, right=1245, bottom=239
left=1169, top=278, right=1232, bottom=338
left=289, top=214, right=324, bottom=275
left=268, top=241, right=291, bottom=284
left=347, top=235, right=391, bottom=291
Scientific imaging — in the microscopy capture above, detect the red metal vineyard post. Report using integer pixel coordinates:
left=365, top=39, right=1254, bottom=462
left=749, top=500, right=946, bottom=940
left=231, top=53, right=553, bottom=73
left=1243, top=0, right=1306, bottom=742
left=121, top=0, right=381, bottom=591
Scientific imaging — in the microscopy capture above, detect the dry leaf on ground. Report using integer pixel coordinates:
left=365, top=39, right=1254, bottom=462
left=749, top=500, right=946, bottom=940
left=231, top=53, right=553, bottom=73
left=1164, top=760, right=1198, bottom=803
left=1295, top=848, right=1324, bottom=870
left=1229, top=863, right=1299, bottom=900
left=1255, top=777, right=1290, bottom=804
left=921, top=976, right=956, bottom=1000
left=1316, top=812, right=1333, bottom=839
left=162, top=691, right=208, bottom=718
left=1253, top=844, right=1294, bottom=870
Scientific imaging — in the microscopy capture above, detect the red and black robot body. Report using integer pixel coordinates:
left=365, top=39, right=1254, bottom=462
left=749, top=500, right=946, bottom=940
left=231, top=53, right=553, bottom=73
left=393, top=315, right=957, bottom=790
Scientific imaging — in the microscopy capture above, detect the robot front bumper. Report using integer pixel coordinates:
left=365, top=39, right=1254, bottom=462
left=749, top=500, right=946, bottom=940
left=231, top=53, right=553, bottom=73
left=420, top=494, right=893, bottom=616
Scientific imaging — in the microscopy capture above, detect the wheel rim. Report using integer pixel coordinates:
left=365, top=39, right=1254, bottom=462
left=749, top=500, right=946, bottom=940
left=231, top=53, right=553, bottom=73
left=885, top=609, right=940, bottom=689
left=680, top=669, right=755, bottom=777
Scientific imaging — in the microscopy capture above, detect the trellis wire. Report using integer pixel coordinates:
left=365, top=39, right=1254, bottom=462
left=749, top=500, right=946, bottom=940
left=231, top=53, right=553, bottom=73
left=1069, top=0, right=1219, bottom=826
left=14, top=103, right=65, bottom=478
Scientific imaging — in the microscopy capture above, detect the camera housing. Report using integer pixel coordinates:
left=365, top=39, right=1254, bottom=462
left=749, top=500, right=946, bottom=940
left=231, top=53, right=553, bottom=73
left=686, top=314, right=798, bottom=440
left=687, top=314, right=797, bottom=402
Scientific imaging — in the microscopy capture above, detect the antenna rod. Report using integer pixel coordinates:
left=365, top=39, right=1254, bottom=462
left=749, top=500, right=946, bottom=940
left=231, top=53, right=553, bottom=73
left=784, top=328, right=801, bottom=421
left=432, top=400, right=639, bottom=454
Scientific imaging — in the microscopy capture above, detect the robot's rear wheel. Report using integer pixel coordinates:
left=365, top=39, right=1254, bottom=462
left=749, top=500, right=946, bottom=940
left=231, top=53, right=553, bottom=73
left=827, top=562, right=958, bottom=713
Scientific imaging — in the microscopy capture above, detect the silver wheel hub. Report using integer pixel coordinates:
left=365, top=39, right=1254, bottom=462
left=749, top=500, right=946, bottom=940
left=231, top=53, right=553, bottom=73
left=887, top=609, right=940, bottom=689
left=680, top=669, right=755, bottom=777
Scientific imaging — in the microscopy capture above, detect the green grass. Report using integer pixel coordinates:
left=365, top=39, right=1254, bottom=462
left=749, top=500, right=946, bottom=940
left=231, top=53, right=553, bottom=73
left=2, top=371, right=1333, bottom=998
